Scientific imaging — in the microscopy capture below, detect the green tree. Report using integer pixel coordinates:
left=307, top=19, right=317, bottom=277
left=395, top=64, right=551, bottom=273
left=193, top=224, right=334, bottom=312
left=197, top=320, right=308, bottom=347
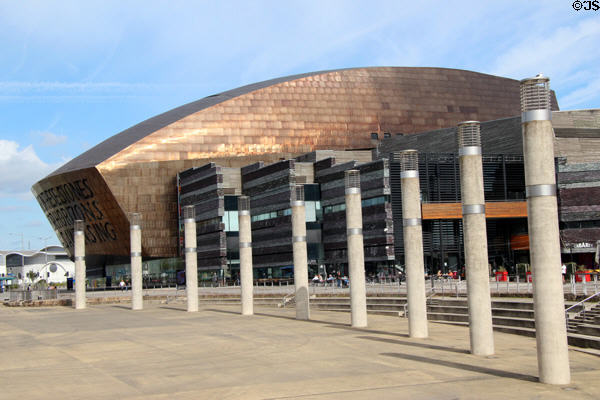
left=26, top=270, right=39, bottom=283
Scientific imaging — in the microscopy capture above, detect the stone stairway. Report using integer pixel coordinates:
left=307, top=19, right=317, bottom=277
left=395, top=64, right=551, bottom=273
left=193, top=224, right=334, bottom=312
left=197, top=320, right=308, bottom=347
left=566, top=303, right=600, bottom=349
left=166, top=291, right=600, bottom=350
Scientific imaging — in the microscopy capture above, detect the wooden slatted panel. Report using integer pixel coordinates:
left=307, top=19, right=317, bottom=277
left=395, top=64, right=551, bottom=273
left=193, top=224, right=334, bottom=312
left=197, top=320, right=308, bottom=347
left=422, top=201, right=527, bottom=219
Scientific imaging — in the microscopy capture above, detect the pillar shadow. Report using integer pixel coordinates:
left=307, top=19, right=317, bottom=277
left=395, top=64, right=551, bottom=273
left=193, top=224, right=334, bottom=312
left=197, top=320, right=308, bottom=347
left=381, top=352, right=538, bottom=382
left=110, top=305, right=131, bottom=310
left=357, top=335, right=469, bottom=354
left=325, top=324, right=410, bottom=338
left=158, top=306, right=188, bottom=312
left=206, top=308, right=412, bottom=337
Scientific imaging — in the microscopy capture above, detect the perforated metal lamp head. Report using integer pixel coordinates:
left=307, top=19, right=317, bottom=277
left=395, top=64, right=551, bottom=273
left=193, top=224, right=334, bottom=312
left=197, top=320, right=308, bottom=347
left=74, top=220, right=84, bottom=232
left=238, top=196, right=251, bottom=212
left=457, top=121, right=481, bottom=148
left=520, top=74, right=552, bottom=122
left=399, top=150, right=418, bottom=172
left=129, top=212, right=142, bottom=227
left=520, top=74, right=551, bottom=112
left=183, top=205, right=195, bottom=220
left=345, top=170, right=360, bottom=189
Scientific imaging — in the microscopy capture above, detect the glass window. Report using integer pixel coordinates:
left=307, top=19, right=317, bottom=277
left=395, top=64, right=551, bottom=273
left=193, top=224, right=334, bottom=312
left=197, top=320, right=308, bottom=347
left=224, top=211, right=238, bottom=231
left=371, top=132, right=378, bottom=140
left=305, top=201, right=317, bottom=222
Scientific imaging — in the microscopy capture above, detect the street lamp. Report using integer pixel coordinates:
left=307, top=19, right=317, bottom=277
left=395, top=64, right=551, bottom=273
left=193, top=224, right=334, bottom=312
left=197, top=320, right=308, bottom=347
left=37, top=236, right=52, bottom=264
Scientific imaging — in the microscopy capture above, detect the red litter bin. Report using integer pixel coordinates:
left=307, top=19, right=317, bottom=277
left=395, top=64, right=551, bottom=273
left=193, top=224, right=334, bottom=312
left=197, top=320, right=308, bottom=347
left=495, top=270, right=508, bottom=282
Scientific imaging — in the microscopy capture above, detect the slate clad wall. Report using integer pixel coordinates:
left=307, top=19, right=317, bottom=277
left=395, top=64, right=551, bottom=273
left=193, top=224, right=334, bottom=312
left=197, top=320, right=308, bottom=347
left=558, top=161, right=600, bottom=248
left=178, top=164, right=227, bottom=270
left=316, top=158, right=394, bottom=267
left=242, top=160, right=295, bottom=269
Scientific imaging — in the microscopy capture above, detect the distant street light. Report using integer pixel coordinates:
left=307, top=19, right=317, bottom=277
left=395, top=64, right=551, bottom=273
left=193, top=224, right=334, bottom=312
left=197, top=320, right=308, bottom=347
left=37, top=236, right=52, bottom=264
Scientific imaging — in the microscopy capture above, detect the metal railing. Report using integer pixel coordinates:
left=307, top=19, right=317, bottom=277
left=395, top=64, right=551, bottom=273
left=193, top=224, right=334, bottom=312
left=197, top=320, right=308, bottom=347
left=565, top=290, right=600, bottom=330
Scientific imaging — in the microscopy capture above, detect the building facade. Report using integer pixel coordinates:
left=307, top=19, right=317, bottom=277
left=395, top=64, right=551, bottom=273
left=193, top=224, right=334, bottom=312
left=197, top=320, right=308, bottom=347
left=32, top=67, right=528, bottom=272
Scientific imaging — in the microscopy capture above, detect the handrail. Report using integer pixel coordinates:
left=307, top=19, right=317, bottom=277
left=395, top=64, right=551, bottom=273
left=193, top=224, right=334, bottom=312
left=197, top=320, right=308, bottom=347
left=565, top=291, right=600, bottom=313
left=565, top=290, right=600, bottom=329
left=278, top=293, right=295, bottom=308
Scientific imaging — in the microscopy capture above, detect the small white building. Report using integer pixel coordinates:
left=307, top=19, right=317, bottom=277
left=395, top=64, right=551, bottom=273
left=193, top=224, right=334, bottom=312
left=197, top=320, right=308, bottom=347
left=0, top=246, right=75, bottom=287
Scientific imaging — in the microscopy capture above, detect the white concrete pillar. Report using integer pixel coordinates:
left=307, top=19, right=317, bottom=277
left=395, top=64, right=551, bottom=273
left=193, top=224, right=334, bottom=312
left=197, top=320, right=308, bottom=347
left=74, top=220, right=86, bottom=310
left=457, top=121, right=494, bottom=356
left=399, top=150, right=428, bottom=338
left=183, top=205, right=198, bottom=312
left=521, top=75, right=570, bottom=384
left=238, top=196, right=254, bottom=316
left=291, top=185, right=310, bottom=320
left=130, top=213, right=143, bottom=311
left=345, top=170, right=367, bottom=328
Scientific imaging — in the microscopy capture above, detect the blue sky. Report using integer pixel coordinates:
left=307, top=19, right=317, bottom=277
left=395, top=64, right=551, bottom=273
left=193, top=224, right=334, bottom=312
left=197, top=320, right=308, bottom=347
left=0, top=0, right=598, bottom=250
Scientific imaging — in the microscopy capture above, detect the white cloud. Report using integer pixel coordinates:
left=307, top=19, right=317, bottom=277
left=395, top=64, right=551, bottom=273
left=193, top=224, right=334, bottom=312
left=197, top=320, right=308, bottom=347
left=0, top=140, right=61, bottom=198
left=36, top=131, right=67, bottom=147
left=491, top=18, right=600, bottom=80
left=559, top=76, right=600, bottom=109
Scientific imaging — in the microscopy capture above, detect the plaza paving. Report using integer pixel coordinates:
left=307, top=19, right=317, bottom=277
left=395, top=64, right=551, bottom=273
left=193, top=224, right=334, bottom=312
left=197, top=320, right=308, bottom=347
left=1, top=302, right=599, bottom=399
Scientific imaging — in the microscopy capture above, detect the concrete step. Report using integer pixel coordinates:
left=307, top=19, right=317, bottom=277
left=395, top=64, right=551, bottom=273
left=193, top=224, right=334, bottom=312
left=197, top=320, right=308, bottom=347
left=568, top=333, right=600, bottom=350
left=491, top=301, right=534, bottom=311
left=492, top=316, right=536, bottom=329
left=427, top=305, right=468, bottom=314
left=492, top=308, right=535, bottom=319
left=428, top=312, right=469, bottom=323
left=576, top=324, right=600, bottom=337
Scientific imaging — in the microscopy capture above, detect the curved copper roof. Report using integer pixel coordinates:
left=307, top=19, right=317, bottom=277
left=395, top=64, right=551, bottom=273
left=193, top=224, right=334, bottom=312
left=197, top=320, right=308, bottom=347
left=49, top=69, right=351, bottom=176
left=49, top=66, right=524, bottom=177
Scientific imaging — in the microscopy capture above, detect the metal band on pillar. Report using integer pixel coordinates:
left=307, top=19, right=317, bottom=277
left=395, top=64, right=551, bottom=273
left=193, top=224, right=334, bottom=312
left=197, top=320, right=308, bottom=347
left=130, top=252, right=142, bottom=257
left=292, top=236, right=306, bottom=242
left=403, top=218, right=421, bottom=227
left=526, top=184, right=556, bottom=198
left=184, top=247, right=197, bottom=253
left=458, top=146, right=482, bottom=156
left=74, top=256, right=85, bottom=261
left=462, top=204, right=485, bottom=215
left=401, top=170, right=418, bottom=179
left=239, top=242, right=252, bottom=248
left=346, top=228, right=362, bottom=236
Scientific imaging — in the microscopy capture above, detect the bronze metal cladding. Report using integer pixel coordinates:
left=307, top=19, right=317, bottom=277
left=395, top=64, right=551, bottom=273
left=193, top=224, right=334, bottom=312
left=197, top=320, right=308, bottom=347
left=32, top=67, right=526, bottom=258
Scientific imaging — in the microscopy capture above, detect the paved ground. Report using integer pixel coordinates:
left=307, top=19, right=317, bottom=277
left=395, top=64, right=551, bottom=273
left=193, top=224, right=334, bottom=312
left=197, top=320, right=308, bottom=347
left=1, top=303, right=599, bottom=399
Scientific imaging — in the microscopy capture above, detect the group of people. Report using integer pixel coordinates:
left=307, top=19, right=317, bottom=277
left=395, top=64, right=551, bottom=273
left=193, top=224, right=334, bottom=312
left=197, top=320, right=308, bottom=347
left=312, top=272, right=349, bottom=287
